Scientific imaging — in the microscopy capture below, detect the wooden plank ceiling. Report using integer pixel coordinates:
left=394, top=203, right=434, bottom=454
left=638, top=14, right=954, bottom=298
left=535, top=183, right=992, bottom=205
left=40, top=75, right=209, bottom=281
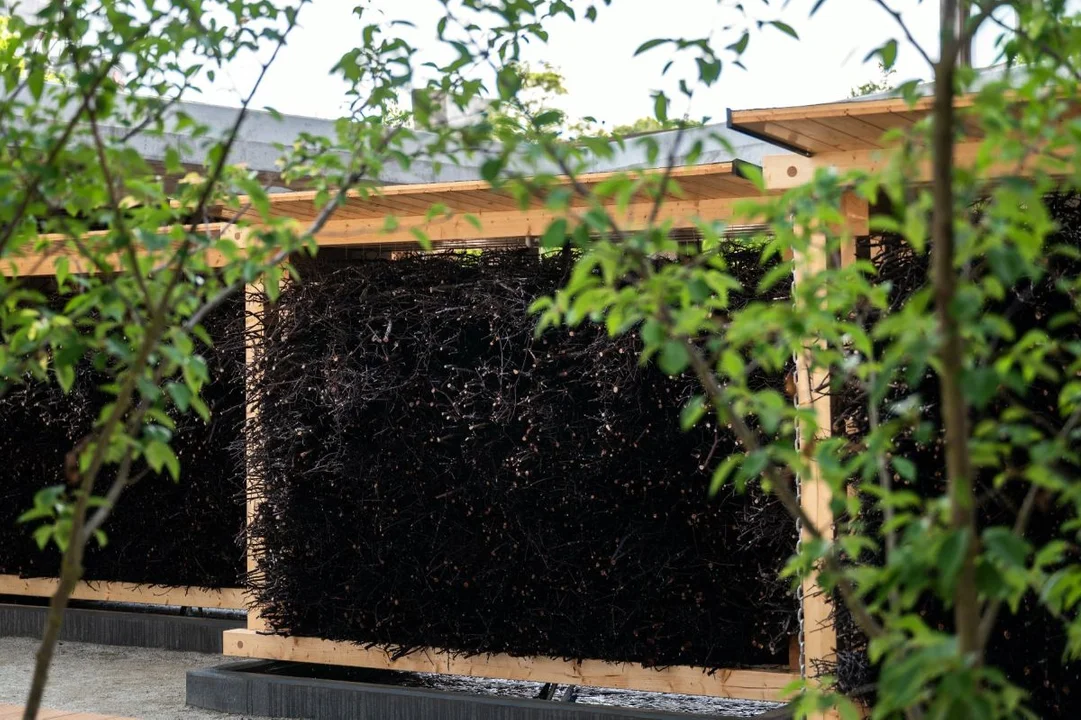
left=225, top=161, right=762, bottom=223
left=729, top=95, right=979, bottom=155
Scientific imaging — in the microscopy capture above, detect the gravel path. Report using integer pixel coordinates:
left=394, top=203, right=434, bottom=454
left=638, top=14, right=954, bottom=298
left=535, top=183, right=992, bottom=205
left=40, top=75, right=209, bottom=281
left=0, top=637, right=262, bottom=720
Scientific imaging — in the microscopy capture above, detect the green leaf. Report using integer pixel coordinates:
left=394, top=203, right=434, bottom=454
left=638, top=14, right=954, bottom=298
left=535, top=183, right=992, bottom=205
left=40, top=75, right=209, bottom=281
left=634, top=38, right=668, bottom=56
left=481, top=158, right=504, bottom=184
left=410, top=227, right=432, bottom=250
left=54, top=256, right=70, bottom=288
left=891, top=456, right=917, bottom=482
left=33, top=525, right=52, bottom=551
left=653, top=92, right=669, bottom=123
left=640, top=319, right=665, bottom=347
left=983, top=527, right=1031, bottom=569
left=658, top=339, right=689, bottom=375
left=166, top=382, right=191, bottom=412
left=680, top=395, right=707, bottom=430
left=54, top=363, right=75, bottom=394
left=540, top=219, right=568, bottom=249
left=768, top=20, right=799, bottom=40
left=961, top=367, right=999, bottom=410
left=534, top=109, right=564, bottom=127
left=936, top=530, right=969, bottom=597
left=28, top=66, right=44, bottom=100
left=709, top=455, right=740, bottom=495
left=145, top=440, right=180, bottom=481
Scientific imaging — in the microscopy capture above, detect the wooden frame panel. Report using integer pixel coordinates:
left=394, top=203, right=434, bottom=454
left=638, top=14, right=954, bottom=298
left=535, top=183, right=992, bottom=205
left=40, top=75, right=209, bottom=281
left=0, top=574, right=246, bottom=609
left=1, top=165, right=817, bottom=701
left=222, top=629, right=797, bottom=702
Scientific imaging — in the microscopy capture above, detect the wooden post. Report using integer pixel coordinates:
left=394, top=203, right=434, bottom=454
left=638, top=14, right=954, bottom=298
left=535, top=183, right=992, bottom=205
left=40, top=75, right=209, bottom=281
left=242, top=224, right=269, bottom=633
left=793, top=229, right=836, bottom=677
left=794, top=193, right=868, bottom=682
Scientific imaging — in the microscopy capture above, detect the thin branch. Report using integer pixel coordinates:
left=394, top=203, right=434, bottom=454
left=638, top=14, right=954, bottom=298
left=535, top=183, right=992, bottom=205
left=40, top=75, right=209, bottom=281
left=869, top=0, right=935, bottom=69
left=0, top=27, right=150, bottom=258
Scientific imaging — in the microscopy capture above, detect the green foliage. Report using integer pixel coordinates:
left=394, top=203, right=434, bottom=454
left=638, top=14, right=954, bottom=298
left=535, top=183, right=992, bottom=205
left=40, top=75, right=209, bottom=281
left=850, top=61, right=898, bottom=98
left=609, top=116, right=704, bottom=138
left=523, top=2, right=1081, bottom=718
left=6, top=0, right=1081, bottom=717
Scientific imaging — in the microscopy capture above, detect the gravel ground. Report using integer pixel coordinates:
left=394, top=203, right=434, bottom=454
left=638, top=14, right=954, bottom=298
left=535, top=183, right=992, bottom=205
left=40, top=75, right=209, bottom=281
left=0, top=637, right=782, bottom=719
left=0, top=637, right=261, bottom=720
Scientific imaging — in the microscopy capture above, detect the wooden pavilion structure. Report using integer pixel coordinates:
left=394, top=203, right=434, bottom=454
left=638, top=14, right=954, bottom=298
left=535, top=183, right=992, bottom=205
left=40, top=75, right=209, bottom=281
left=8, top=88, right=1059, bottom=705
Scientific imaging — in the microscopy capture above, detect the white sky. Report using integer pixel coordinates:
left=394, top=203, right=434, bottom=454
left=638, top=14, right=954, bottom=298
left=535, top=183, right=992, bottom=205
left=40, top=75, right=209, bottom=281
left=196, top=0, right=1007, bottom=126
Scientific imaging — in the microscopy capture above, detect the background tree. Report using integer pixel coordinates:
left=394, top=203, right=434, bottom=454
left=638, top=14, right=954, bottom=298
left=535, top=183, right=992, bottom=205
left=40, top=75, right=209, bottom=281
left=850, top=61, right=898, bottom=98
left=0, top=0, right=500, bottom=716
left=525, top=0, right=1081, bottom=718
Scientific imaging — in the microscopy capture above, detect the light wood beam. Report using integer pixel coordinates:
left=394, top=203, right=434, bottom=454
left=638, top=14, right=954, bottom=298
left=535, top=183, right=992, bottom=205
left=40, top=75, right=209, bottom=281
left=0, top=574, right=246, bottom=609
left=763, top=142, right=1072, bottom=191
left=311, top=197, right=755, bottom=247
left=222, top=629, right=797, bottom=702
left=2, top=224, right=235, bottom=278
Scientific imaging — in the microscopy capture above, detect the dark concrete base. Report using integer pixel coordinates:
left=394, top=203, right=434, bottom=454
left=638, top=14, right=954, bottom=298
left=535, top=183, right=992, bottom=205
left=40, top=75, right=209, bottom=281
left=0, top=602, right=243, bottom=653
left=186, top=661, right=772, bottom=720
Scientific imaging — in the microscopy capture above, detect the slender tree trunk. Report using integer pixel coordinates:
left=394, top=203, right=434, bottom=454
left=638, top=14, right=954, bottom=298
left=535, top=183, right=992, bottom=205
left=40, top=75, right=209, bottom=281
left=22, top=311, right=167, bottom=720
left=933, top=0, right=981, bottom=659
left=22, top=535, right=89, bottom=719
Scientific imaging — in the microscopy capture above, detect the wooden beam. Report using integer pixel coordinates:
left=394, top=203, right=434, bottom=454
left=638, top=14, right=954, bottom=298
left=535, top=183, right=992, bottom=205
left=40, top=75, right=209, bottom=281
left=730, top=95, right=967, bottom=128
left=793, top=230, right=837, bottom=679
left=244, top=279, right=268, bottom=633
left=792, top=195, right=865, bottom=690
left=1, top=224, right=236, bottom=278
left=762, top=142, right=1072, bottom=190
left=0, top=574, right=246, bottom=609
left=222, top=629, right=797, bottom=702
left=239, top=162, right=743, bottom=208
left=311, top=197, right=754, bottom=248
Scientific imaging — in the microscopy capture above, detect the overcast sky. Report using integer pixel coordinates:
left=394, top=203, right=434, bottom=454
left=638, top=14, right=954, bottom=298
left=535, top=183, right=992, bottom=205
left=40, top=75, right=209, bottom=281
left=195, top=0, right=1006, bottom=126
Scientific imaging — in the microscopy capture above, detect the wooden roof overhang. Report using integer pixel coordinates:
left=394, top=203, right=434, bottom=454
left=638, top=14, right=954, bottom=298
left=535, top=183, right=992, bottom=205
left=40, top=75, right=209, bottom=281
left=227, top=160, right=768, bottom=248
left=731, top=95, right=1074, bottom=190
left=3, top=162, right=769, bottom=278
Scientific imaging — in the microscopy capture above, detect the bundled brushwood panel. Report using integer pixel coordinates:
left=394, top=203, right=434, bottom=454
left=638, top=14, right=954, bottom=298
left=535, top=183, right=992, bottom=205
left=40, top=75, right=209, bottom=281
left=247, top=247, right=797, bottom=671
left=0, top=283, right=247, bottom=589
left=832, top=194, right=1081, bottom=717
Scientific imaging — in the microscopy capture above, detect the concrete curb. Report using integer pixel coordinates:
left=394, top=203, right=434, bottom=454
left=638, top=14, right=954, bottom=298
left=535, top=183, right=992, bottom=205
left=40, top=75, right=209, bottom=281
left=0, top=603, right=242, bottom=654
left=186, top=661, right=762, bottom=720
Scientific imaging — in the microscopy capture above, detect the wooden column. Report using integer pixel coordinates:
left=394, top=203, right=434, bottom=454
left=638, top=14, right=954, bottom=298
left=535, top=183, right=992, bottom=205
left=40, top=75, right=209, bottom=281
left=794, top=193, right=868, bottom=680
left=242, top=225, right=270, bottom=634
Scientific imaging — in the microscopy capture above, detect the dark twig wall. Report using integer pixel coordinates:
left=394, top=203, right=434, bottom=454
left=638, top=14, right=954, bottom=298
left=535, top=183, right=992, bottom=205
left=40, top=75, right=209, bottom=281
left=832, top=195, right=1081, bottom=717
left=247, top=247, right=798, bottom=671
left=0, top=286, right=246, bottom=589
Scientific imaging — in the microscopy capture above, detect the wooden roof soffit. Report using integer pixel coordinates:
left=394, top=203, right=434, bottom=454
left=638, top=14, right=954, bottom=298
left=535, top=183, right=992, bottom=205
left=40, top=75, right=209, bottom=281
left=3, top=163, right=770, bottom=278
left=735, top=95, right=1076, bottom=191
left=728, top=95, right=976, bottom=157
left=222, top=161, right=770, bottom=249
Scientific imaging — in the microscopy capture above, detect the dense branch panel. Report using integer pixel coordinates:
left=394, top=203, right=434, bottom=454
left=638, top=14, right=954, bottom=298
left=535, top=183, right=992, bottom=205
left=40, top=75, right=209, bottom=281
left=248, top=247, right=797, bottom=670
left=0, top=286, right=246, bottom=589
left=832, top=195, right=1081, bottom=717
